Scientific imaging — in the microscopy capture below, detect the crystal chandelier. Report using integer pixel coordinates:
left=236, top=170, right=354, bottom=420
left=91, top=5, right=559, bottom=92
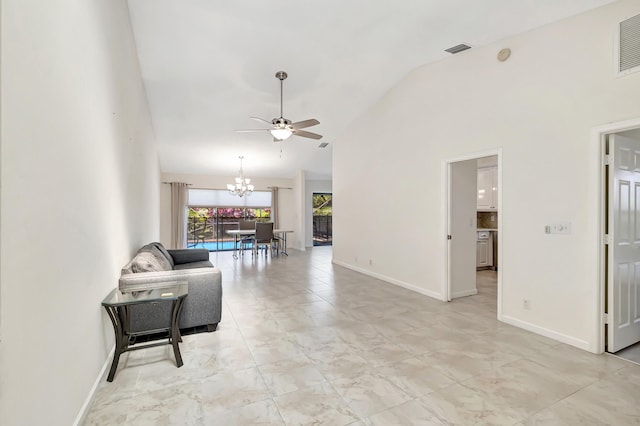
left=227, top=156, right=254, bottom=197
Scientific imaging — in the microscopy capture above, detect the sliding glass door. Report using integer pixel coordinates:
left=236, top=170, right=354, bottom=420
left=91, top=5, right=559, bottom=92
left=187, top=207, right=271, bottom=251
left=187, top=189, right=272, bottom=251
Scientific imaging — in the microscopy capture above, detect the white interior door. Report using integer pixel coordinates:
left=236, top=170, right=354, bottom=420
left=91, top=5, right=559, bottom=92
left=448, top=159, right=478, bottom=300
left=608, top=133, right=640, bottom=352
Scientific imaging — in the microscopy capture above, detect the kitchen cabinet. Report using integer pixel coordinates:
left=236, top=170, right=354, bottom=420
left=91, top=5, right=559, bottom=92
left=476, top=231, right=493, bottom=268
left=477, top=166, right=497, bottom=211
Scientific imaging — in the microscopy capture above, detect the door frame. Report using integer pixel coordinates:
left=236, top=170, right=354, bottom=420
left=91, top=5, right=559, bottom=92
left=443, top=148, right=503, bottom=320
left=595, top=117, right=640, bottom=354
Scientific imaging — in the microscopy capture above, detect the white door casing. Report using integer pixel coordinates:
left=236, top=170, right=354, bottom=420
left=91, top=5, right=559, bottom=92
left=448, top=159, right=478, bottom=299
left=608, top=133, right=640, bottom=352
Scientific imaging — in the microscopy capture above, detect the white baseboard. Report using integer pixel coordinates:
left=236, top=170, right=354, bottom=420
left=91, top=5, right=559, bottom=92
left=501, top=315, right=592, bottom=352
left=451, top=289, right=478, bottom=298
left=73, top=346, right=114, bottom=426
left=331, top=259, right=444, bottom=301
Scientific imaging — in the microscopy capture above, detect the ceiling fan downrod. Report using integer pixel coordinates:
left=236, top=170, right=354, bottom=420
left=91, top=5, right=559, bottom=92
left=276, top=71, right=287, bottom=119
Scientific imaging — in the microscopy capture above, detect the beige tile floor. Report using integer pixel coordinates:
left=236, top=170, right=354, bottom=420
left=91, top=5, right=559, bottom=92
left=84, top=247, right=640, bottom=425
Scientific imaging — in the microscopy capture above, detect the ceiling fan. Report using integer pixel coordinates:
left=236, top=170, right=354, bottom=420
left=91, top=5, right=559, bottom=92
left=236, top=71, right=322, bottom=142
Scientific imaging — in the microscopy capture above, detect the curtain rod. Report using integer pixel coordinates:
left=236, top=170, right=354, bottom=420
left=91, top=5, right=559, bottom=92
left=162, top=182, right=193, bottom=185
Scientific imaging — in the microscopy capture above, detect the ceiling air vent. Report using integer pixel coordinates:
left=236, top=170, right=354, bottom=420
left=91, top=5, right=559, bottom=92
left=318, top=142, right=329, bottom=148
left=445, top=43, right=472, bottom=54
left=617, top=13, right=640, bottom=76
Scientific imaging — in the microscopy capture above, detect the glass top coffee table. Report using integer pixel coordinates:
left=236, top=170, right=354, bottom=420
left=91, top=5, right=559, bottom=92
left=102, top=282, right=188, bottom=382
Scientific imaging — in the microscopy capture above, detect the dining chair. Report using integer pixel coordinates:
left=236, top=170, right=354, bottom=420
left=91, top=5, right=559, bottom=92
left=253, top=222, right=278, bottom=257
left=238, top=219, right=256, bottom=256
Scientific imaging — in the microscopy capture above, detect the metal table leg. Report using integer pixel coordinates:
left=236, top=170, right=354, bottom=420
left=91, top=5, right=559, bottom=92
left=104, top=305, right=129, bottom=382
left=170, top=297, right=186, bottom=367
left=281, top=232, right=288, bottom=256
left=232, top=233, right=239, bottom=259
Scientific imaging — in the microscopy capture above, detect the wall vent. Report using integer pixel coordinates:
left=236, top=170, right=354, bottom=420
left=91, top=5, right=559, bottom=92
left=617, top=13, right=640, bottom=76
left=318, top=142, right=329, bottom=148
left=445, top=43, right=472, bottom=54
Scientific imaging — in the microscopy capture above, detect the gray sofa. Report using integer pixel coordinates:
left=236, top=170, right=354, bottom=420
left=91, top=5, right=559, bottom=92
left=119, top=242, right=222, bottom=333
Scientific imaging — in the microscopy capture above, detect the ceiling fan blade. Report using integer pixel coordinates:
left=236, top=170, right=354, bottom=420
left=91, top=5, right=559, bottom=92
left=235, top=129, right=270, bottom=133
left=250, top=116, right=273, bottom=125
left=293, top=129, right=323, bottom=140
left=290, top=118, right=319, bottom=130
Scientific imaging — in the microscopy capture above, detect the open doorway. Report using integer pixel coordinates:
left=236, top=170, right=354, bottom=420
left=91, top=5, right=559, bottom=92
left=445, top=150, right=502, bottom=319
left=476, top=155, right=499, bottom=311
left=312, top=192, right=332, bottom=246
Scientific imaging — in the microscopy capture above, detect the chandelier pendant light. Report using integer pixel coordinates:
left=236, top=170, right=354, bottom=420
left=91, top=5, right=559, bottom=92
left=227, top=156, right=254, bottom=197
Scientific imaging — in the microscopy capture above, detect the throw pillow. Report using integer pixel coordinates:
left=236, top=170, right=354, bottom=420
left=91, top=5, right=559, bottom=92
left=141, top=244, right=173, bottom=271
left=151, top=242, right=175, bottom=268
left=131, top=251, right=168, bottom=273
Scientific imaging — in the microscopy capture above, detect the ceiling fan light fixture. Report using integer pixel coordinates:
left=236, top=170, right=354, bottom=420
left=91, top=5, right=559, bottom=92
left=270, top=128, right=292, bottom=140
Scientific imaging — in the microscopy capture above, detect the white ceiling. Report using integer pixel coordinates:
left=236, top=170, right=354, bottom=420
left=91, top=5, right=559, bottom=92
left=127, top=0, right=614, bottom=180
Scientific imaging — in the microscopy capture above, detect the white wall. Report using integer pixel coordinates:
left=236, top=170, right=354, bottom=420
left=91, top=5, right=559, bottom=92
left=0, top=0, right=159, bottom=424
left=160, top=173, right=299, bottom=249
left=305, top=179, right=332, bottom=247
left=333, top=0, right=640, bottom=352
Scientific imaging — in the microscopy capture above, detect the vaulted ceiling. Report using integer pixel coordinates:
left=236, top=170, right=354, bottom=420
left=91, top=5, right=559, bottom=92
left=127, top=0, right=614, bottom=179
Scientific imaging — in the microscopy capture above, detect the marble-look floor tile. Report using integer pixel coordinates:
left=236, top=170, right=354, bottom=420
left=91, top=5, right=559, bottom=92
left=522, top=367, right=640, bottom=425
left=83, top=396, right=131, bottom=426
left=388, top=324, right=471, bottom=355
left=351, top=337, right=414, bottom=367
left=247, top=336, right=308, bottom=366
left=476, top=327, right=560, bottom=358
left=367, top=399, right=445, bottom=425
left=330, top=372, right=414, bottom=418
left=201, top=398, right=284, bottom=425
left=420, top=383, right=524, bottom=426
left=124, top=382, right=203, bottom=425
left=459, top=359, right=588, bottom=419
left=200, top=367, right=271, bottom=415
left=90, top=363, right=140, bottom=406
left=274, top=382, right=361, bottom=425
left=306, top=342, right=372, bottom=381
left=258, top=358, right=327, bottom=396
left=525, top=343, right=629, bottom=381
left=375, top=357, right=456, bottom=398
left=417, top=340, right=521, bottom=382
left=84, top=249, right=640, bottom=426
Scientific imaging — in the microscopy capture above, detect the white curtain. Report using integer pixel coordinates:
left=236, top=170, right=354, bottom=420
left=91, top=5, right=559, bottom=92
left=170, top=182, right=188, bottom=249
left=271, top=186, right=279, bottom=228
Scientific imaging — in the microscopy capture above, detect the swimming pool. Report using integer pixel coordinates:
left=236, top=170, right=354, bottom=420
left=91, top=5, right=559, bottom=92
left=187, top=241, right=238, bottom=251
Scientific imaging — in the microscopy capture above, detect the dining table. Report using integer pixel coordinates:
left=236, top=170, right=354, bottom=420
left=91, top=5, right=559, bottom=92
left=226, top=229, right=293, bottom=258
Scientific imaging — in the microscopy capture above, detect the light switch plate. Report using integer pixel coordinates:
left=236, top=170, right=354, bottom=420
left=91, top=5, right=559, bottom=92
left=550, top=222, right=571, bottom=234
